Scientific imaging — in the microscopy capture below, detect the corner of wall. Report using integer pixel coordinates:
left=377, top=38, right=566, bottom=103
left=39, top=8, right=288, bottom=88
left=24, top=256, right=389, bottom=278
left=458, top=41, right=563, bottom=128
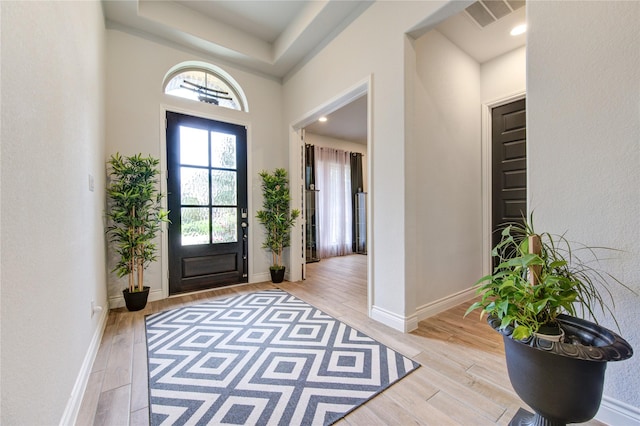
left=370, top=304, right=418, bottom=333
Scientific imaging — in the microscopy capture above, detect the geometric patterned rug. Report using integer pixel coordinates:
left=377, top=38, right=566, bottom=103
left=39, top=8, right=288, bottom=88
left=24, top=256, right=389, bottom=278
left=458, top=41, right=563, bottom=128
left=146, top=289, right=420, bottom=425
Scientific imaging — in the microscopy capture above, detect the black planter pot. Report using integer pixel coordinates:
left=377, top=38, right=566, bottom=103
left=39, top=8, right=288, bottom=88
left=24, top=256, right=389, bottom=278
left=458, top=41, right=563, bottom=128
left=122, top=286, right=150, bottom=311
left=489, top=315, right=633, bottom=426
left=270, top=267, right=285, bottom=283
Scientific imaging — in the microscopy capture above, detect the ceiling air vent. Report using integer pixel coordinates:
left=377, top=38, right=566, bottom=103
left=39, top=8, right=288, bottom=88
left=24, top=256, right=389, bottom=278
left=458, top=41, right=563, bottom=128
left=465, top=0, right=525, bottom=28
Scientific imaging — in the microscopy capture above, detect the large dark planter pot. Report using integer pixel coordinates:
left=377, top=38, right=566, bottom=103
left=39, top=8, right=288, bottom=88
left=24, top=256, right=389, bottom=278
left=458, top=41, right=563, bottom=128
left=489, top=315, right=633, bottom=426
left=270, top=267, right=285, bottom=283
left=122, top=286, right=150, bottom=311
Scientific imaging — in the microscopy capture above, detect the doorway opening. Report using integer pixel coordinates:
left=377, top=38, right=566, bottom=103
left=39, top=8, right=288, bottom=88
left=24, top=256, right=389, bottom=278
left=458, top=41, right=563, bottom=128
left=290, top=78, right=371, bottom=311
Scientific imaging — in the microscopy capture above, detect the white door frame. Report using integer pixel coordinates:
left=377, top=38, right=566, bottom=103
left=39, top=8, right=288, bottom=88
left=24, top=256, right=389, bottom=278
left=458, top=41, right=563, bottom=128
left=288, top=76, right=373, bottom=311
left=158, top=103, right=253, bottom=300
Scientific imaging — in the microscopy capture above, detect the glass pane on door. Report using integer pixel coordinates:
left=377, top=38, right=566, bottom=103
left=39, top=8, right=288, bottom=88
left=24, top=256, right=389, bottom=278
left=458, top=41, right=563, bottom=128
left=211, top=170, right=237, bottom=205
left=181, top=167, right=209, bottom=205
left=212, top=207, right=237, bottom=243
left=181, top=207, right=209, bottom=246
left=180, top=127, right=208, bottom=166
left=177, top=125, right=239, bottom=247
left=211, top=132, right=236, bottom=168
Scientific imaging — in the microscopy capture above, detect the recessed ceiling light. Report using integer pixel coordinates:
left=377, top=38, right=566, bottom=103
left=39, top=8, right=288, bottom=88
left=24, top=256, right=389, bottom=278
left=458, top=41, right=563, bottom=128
left=510, top=24, right=527, bottom=36
left=318, top=116, right=327, bottom=122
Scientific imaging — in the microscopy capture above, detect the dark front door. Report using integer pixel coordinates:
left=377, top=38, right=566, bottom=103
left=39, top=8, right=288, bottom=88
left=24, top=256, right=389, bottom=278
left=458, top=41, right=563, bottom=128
left=492, top=98, right=527, bottom=250
left=166, top=111, right=248, bottom=295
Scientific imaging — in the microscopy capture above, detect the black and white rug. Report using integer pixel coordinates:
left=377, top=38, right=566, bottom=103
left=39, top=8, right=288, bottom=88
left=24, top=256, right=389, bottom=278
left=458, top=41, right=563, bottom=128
left=146, top=289, right=419, bottom=425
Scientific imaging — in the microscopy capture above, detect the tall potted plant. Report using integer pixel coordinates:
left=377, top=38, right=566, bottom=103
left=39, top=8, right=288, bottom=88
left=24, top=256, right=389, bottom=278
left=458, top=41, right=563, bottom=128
left=256, top=168, right=300, bottom=283
left=106, top=153, right=169, bottom=311
left=466, top=217, right=634, bottom=425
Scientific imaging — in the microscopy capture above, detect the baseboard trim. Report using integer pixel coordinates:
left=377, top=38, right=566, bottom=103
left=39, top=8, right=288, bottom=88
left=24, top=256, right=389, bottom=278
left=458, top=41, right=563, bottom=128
left=370, top=305, right=418, bottom=333
left=109, top=275, right=277, bottom=308
left=369, top=286, right=477, bottom=333
left=415, top=287, right=477, bottom=322
left=596, top=395, right=640, bottom=425
left=59, top=305, right=109, bottom=425
left=252, top=272, right=271, bottom=284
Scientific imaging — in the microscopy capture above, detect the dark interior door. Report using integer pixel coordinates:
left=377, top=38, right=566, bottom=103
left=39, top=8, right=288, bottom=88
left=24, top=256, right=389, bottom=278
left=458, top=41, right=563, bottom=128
left=492, top=98, right=527, bottom=250
left=166, top=111, right=248, bottom=295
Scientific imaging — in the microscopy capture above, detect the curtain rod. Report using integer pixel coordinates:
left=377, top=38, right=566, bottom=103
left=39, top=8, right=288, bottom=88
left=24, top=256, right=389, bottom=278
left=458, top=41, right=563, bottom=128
left=306, top=144, right=365, bottom=156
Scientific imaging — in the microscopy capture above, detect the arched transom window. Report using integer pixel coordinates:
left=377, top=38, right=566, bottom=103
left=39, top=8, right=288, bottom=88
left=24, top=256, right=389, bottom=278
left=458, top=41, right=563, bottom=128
left=163, top=63, right=248, bottom=112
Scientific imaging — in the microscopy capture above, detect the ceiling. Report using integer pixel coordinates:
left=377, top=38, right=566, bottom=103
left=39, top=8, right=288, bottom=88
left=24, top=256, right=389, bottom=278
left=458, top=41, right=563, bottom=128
left=103, top=0, right=526, bottom=144
left=437, top=2, right=526, bottom=63
left=305, top=95, right=368, bottom=144
left=102, top=0, right=372, bottom=79
left=303, top=1, right=526, bottom=145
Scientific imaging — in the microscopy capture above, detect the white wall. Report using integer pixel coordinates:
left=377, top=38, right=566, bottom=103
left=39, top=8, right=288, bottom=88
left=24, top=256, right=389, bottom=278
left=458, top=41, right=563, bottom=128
left=527, top=0, right=640, bottom=411
left=304, top=132, right=368, bottom=192
left=284, top=1, right=456, bottom=329
left=481, top=46, right=526, bottom=103
left=0, top=1, right=107, bottom=423
left=105, top=30, right=285, bottom=303
left=409, top=30, right=482, bottom=312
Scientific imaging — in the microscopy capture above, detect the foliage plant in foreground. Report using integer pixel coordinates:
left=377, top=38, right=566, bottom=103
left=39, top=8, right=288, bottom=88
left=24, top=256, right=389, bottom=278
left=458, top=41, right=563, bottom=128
left=465, top=217, right=630, bottom=340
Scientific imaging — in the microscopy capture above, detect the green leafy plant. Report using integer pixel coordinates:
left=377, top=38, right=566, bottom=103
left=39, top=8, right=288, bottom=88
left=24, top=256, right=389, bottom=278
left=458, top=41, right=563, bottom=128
left=465, top=216, right=627, bottom=340
left=106, top=153, right=169, bottom=293
left=256, top=168, right=300, bottom=270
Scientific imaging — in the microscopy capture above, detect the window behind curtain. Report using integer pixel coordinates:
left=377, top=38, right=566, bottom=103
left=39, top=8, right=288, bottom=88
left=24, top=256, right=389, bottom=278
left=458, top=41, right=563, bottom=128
left=315, top=146, right=352, bottom=258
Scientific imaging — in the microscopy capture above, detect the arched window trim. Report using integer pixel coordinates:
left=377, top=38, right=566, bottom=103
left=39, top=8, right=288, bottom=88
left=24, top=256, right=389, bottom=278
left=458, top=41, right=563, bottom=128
left=162, top=61, right=249, bottom=112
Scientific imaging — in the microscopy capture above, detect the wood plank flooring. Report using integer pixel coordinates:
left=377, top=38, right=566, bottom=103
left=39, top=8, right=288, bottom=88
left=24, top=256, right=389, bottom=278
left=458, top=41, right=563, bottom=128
left=77, top=255, right=604, bottom=425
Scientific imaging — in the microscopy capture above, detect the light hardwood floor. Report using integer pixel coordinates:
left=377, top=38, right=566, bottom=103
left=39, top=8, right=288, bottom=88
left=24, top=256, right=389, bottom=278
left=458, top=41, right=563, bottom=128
left=78, top=255, right=603, bottom=425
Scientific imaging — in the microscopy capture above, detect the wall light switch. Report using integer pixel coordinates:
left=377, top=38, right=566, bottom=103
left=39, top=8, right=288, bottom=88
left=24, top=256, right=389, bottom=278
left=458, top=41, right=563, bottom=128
left=88, top=174, right=95, bottom=192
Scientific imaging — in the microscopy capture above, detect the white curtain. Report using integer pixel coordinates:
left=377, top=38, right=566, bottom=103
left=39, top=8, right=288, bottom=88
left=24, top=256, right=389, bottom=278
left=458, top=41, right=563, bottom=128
left=315, top=146, right=353, bottom=258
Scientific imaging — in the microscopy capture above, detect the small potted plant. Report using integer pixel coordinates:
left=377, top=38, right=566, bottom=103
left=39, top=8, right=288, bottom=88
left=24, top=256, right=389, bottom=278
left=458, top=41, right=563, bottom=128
left=106, top=153, right=169, bottom=311
left=256, top=168, right=300, bottom=283
left=466, top=217, right=633, bottom=425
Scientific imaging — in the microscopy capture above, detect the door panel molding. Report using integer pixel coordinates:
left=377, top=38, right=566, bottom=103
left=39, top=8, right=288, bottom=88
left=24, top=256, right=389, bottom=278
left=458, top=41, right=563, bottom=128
left=481, top=92, right=526, bottom=277
left=492, top=99, right=527, bottom=247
